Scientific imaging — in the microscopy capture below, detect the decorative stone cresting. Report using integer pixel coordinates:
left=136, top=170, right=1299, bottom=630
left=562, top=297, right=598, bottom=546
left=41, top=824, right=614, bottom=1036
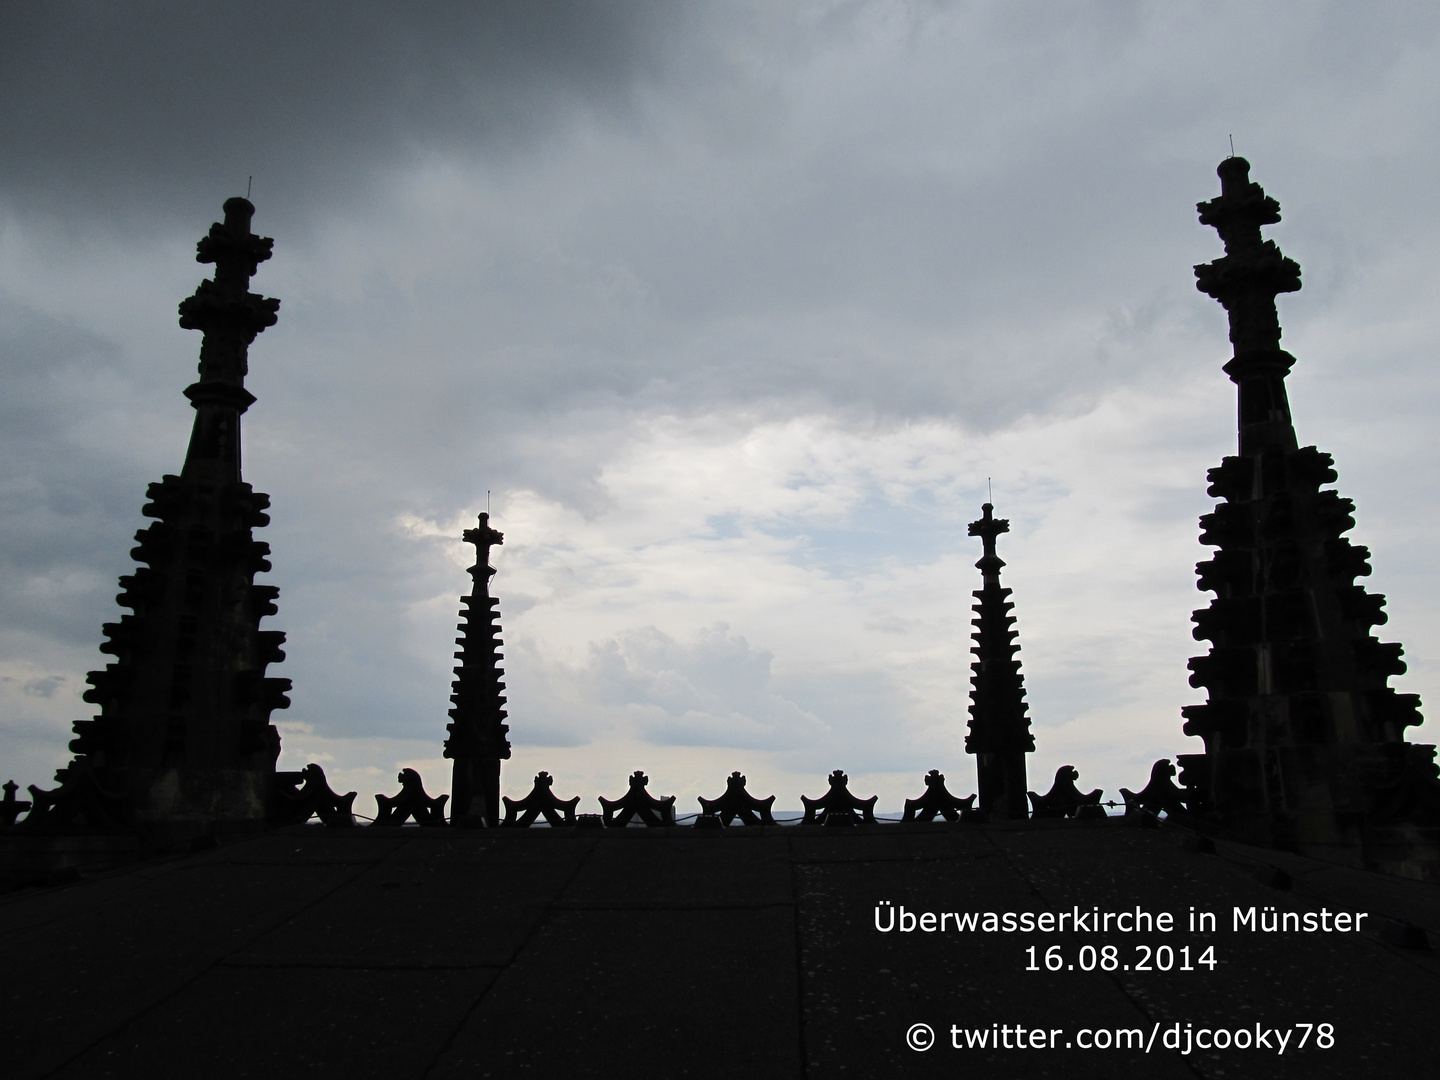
left=1120, top=760, right=1188, bottom=820
left=273, top=763, right=356, bottom=827
left=599, top=771, right=676, bottom=827
left=697, top=771, right=778, bottom=826
left=21, top=758, right=134, bottom=832
left=0, top=781, right=31, bottom=828
left=901, top=770, right=976, bottom=822
left=1028, top=765, right=1104, bottom=819
left=802, top=770, right=877, bottom=826
left=374, top=768, right=448, bottom=827
left=502, top=772, right=580, bottom=828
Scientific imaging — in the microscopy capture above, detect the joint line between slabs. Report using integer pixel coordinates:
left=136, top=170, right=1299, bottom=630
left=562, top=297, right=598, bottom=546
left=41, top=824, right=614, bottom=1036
left=418, top=835, right=602, bottom=1078
left=35, top=849, right=385, bottom=1079
left=983, top=832, right=1207, bottom=1078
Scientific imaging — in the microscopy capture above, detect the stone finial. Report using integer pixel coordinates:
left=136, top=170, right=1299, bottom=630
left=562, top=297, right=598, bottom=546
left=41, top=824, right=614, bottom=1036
left=1194, top=156, right=1301, bottom=366
left=967, top=502, right=1009, bottom=572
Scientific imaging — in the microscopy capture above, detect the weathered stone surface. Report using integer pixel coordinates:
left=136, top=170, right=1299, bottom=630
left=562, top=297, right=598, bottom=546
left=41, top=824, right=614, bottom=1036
left=233, top=838, right=587, bottom=968
left=49, top=967, right=496, bottom=1079
left=1, top=820, right=1436, bottom=1078
left=0, top=859, right=362, bottom=1078
left=560, top=829, right=790, bottom=908
left=432, top=907, right=801, bottom=1079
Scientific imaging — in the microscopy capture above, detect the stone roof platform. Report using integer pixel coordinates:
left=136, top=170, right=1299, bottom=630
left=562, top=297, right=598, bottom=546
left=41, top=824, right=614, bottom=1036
left=3, top=816, right=1437, bottom=1078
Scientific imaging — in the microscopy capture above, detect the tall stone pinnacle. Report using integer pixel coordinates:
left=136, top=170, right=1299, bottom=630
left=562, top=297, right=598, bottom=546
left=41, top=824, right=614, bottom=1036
left=444, top=513, right=511, bottom=826
left=966, top=502, right=1034, bottom=819
left=57, top=198, right=290, bottom=835
left=1182, top=158, right=1438, bottom=860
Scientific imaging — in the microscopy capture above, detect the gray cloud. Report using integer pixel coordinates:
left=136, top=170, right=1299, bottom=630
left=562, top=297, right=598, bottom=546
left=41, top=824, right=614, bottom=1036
left=4, top=2, right=1440, bottom=796
left=1, top=0, right=695, bottom=230
left=504, top=623, right=832, bottom=752
left=0, top=299, right=157, bottom=644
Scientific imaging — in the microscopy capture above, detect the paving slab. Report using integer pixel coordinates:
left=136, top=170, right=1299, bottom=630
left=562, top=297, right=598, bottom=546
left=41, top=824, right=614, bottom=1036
left=0, top=818, right=1436, bottom=1078
left=560, top=830, right=791, bottom=908
left=47, top=967, right=497, bottom=1080
left=0, top=863, right=174, bottom=937
left=215, top=830, right=409, bottom=865
left=233, top=837, right=587, bottom=968
left=791, top=822, right=998, bottom=864
left=981, top=823, right=1437, bottom=1078
left=1218, top=836, right=1440, bottom=938
left=794, top=827, right=1195, bottom=1078
left=3, top=859, right=366, bottom=1079
left=430, top=906, right=802, bottom=1080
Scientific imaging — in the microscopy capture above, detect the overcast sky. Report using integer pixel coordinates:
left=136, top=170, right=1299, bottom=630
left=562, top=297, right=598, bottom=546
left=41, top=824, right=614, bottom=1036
left=4, top=0, right=1440, bottom=815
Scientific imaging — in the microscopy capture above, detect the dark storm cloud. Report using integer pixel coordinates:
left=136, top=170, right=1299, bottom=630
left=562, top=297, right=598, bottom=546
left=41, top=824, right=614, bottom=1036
left=0, top=0, right=692, bottom=226
left=0, top=299, right=149, bottom=643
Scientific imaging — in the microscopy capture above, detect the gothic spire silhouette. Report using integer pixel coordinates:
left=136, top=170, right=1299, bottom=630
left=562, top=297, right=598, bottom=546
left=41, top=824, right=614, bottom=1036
left=444, top=513, right=511, bottom=826
left=1182, top=157, right=1435, bottom=853
left=966, top=502, right=1034, bottom=818
left=56, top=198, right=290, bottom=834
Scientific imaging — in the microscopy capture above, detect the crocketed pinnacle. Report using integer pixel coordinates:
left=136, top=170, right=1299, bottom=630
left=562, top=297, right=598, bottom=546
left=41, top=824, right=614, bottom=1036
left=965, top=503, right=1034, bottom=818
left=1182, top=158, right=1432, bottom=850
left=444, top=513, right=511, bottom=826
left=46, top=198, right=289, bottom=835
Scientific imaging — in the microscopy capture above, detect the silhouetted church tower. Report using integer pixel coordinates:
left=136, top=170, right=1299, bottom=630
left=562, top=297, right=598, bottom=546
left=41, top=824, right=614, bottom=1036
left=66, top=198, right=290, bottom=833
left=444, top=513, right=511, bottom=826
left=966, top=503, right=1034, bottom=818
left=1182, top=157, right=1436, bottom=858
